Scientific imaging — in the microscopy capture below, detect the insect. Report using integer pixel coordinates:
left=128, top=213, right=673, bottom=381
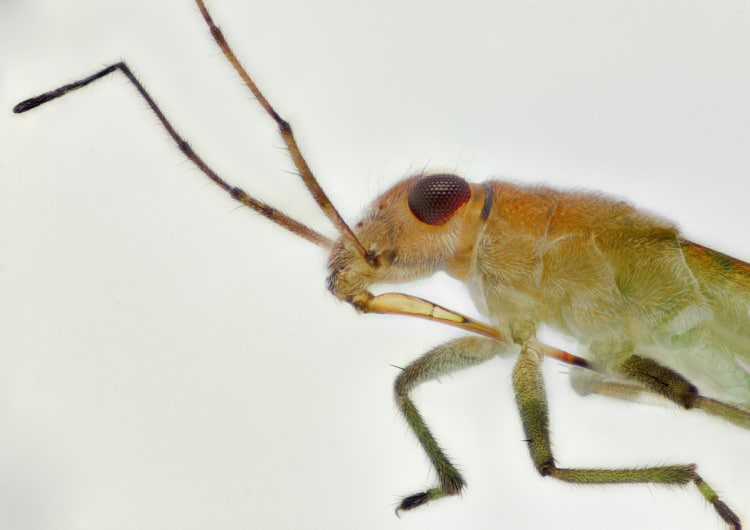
left=6, top=1, right=750, bottom=529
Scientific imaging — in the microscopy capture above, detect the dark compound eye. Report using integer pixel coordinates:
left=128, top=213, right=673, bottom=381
left=407, top=174, right=471, bottom=226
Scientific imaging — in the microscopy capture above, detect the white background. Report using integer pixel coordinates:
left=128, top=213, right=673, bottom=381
left=1, top=1, right=750, bottom=529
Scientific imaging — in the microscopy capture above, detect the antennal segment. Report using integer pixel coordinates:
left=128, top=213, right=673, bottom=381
left=14, top=62, right=333, bottom=249
left=194, top=0, right=371, bottom=262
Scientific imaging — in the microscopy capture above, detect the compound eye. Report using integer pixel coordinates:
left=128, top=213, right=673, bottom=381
left=407, top=174, right=471, bottom=226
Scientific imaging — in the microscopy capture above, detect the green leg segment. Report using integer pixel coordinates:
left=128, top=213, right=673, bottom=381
left=576, top=372, right=750, bottom=430
left=394, top=336, right=502, bottom=513
left=513, top=344, right=742, bottom=530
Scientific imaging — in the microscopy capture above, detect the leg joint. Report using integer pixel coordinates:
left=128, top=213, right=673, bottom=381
left=537, top=459, right=556, bottom=477
left=393, top=370, right=410, bottom=400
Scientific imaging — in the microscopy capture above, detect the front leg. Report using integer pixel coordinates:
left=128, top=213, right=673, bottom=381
left=393, top=336, right=505, bottom=513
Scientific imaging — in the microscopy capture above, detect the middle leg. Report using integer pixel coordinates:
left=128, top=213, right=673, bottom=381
left=512, top=343, right=741, bottom=529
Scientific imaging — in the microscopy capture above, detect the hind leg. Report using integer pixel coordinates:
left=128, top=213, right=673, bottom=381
left=570, top=358, right=750, bottom=430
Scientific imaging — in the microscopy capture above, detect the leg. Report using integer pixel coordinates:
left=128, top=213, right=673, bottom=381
left=617, top=353, right=699, bottom=407
left=393, top=336, right=505, bottom=513
left=576, top=355, right=750, bottom=430
left=513, top=344, right=741, bottom=530
left=572, top=368, right=750, bottom=430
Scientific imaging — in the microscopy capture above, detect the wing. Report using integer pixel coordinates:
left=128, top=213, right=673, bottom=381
left=669, top=240, right=750, bottom=405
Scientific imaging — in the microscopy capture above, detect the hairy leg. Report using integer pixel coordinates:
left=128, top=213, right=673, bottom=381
left=513, top=344, right=741, bottom=529
left=393, top=336, right=506, bottom=512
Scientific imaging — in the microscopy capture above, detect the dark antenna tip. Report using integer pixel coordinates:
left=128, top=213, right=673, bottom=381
left=13, top=97, right=45, bottom=113
left=14, top=90, right=61, bottom=113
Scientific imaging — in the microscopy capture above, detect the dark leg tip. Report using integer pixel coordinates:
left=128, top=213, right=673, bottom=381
left=715, top=500, right=742, bottom=530
left=395, top=491, right=430, bottom=515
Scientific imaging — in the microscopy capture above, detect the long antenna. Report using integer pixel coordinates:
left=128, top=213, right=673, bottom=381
left=14, top=62, right=334, bottom=250
left=194, top=0, right=371, bottom=263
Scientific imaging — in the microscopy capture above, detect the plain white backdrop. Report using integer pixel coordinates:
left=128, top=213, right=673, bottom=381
left=1, top=1, right=750, bottom=529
